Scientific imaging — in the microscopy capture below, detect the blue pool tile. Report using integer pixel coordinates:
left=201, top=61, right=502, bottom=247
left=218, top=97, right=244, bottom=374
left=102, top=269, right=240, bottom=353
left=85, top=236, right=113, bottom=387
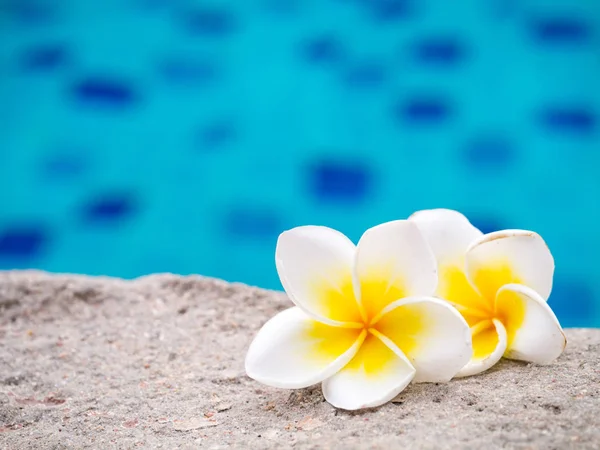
left=262, top=0, right=300, bottom=15
left=41, top=152, right=88, bottom=179
left=159, top=58, right=219, bottom=86
left=302, top=35, right=345, bottom=65
left=396, top=97, right=452, bottom=124
left=363, top=0, right=412, bottom=22
left=467, top=215, right=504, bottom=235
left=343, top=61, right=386, bottom=89
left=541, top=107, right=596, bottom=134
left=198, top=120, right=236, bottom=149
left=550, top=278, right=595, bottom=327
left=413, top=37, right=465, bottom=66
left=0, top=226, right=48, bottom=259
left=310, top=160, right=372, bottom=203
left=223, top=207, right=282, bottom=240
left=463, top=136, right=515, bottom=169
left=183, top=8, right=236, bottom=37
left=133, top=0, right=178, bottom=9
left=82, top=194, right=137, bottom=224
left=19, top=44, right=69, bottom=72
left=72, top=77, right=138, bottom=108
left=491, top=0, right=517, bottom=19
left=5, top=0, right=56, bottom=25
left=533, top=17, right=590, bottom=44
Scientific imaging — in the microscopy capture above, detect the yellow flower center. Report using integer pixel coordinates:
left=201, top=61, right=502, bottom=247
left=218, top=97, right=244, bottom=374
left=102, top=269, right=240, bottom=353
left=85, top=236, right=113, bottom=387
left=313, top=274, right=423, bottom=364
left=439, top=263, right=525, bottom=358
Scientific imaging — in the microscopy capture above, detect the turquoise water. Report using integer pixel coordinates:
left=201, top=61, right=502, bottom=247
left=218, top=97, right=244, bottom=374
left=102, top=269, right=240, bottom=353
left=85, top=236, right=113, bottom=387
left=0, top=1, right=599, bottom=326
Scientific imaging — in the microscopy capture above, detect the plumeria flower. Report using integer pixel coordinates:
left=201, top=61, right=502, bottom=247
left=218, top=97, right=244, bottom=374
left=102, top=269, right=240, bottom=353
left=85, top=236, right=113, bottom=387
left=409, top=209, right=566, bottom=377
left=245, top=220, right=472, bottom=410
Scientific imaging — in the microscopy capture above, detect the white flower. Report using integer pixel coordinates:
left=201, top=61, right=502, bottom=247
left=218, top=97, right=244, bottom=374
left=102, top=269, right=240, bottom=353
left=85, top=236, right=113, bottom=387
left=410, top=209, right=566, bottom=377
left=245, top=220, right=472, bottom=410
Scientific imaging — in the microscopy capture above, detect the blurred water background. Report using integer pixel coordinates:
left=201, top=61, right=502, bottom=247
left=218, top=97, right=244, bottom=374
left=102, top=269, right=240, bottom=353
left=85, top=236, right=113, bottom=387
left=0, top=0, right=598, bottom=326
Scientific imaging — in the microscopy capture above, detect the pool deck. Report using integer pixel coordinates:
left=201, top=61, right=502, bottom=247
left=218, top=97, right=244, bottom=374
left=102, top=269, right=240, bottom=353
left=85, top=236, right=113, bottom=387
left=1, top=271, right=598, bottom=449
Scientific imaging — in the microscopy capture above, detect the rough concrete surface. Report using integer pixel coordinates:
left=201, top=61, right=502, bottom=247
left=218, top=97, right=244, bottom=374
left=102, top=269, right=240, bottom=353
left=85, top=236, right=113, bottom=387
left=0, top=271, right=598, bottom=449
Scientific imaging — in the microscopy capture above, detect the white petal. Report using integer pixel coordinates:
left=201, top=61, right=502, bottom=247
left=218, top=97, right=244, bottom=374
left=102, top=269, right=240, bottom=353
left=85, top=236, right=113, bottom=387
left=276, top=226, right=363, bottom=326
left=355, top=220, right=437, bottom=319
left=409, top=208, right=483, bottom=266
left=465, top=230, right=555, bottom=301
left=456, top=319, right=507, bottom=377
left=322, top=332, right=416, bottom=410
left=496, top=284, right=566, bottom=364
left=245, top=307, right=365, bottom=389
left=374, top=297, right=472, bottom=382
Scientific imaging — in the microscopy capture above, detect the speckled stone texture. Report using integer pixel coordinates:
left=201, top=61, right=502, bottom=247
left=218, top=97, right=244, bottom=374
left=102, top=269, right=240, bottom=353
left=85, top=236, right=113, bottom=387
left=0, top=271, right=598, bottom=449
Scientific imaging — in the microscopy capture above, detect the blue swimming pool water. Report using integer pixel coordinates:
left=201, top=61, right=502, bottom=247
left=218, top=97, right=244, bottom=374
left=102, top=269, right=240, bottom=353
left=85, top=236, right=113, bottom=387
left=0, top=0, right=599, bottom=326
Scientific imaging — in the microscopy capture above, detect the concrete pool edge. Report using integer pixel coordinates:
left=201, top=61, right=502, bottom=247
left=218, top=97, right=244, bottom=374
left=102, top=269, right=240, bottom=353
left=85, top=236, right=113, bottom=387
left=1, top=271, right=599, bottom=448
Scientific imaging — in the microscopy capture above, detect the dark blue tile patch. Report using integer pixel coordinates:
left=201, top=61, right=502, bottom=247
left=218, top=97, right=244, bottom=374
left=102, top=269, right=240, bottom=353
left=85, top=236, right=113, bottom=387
left=343, top=61, right=386, bottom=89
left=302, top=35, right=345, bottom=65
left=4, top=0, right=56, bottom=25
left=549, top=278, right=595, bottom=327
left=19, top=44, right=69, bottom=72
left=198, top=121, right=236, bottom=149
left=133, top=0, right=179, bottom=9
left=72, top=77, right=138, bottom=108
left=0, top=226, right=48, bottom=259
left=467, top=215, right=504, bottom=235
left=183, top=8, right=237, bottom=37
left=463, top=136, right=515, bottom=169
left=533, top=17, right=590, bottom=44
left=41, top=152, right=88, bottom=179
left=310, top=160, right=372, bottom=203
left=363, top=0, right=412, bottom=22
left=541, top=107, right=596, bottom=134
left=413, top=37, right=465, bottom=66
left=396, top=97, right=452, bottom=124
left=223, top=208, right=281, bottom=240
left=491, top=0, right=517, bottom=19
left=82, top=194, right=137, bottom=224
left=262, top=0, right=300, bottom=15
left=159, top=58, right=220, bottom=86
